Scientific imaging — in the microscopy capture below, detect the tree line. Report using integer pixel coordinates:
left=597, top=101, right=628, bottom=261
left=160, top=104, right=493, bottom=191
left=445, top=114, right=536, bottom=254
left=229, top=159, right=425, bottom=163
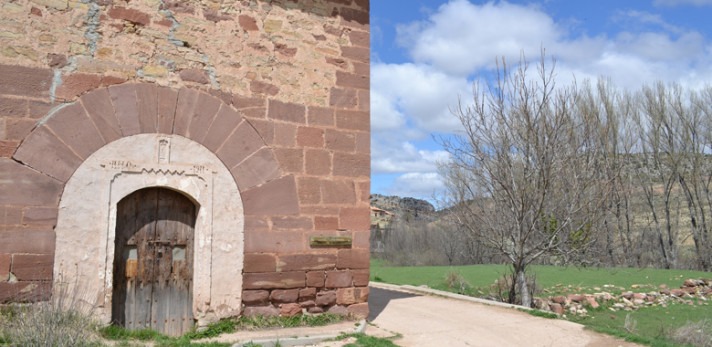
left=375, top=53, right=712, bottom=307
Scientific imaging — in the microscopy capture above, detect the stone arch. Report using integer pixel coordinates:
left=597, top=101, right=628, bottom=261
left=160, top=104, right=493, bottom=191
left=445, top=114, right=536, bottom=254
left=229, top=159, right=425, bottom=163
left=10, top=82, right=300, bottom=325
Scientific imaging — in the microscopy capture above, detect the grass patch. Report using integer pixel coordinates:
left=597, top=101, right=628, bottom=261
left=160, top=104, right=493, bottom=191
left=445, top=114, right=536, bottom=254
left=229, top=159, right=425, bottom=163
left=333, top=333, right=401, bottom=347
left=519, top=308, right=558, bottom=319
left=372, top=260, right=712, bottom=346
left=100, top=313, right=348, bottom=346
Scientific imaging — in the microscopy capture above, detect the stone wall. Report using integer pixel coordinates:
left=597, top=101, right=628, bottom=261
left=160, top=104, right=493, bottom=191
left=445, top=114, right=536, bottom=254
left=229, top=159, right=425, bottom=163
left=0, top=0, right=370, bottom=320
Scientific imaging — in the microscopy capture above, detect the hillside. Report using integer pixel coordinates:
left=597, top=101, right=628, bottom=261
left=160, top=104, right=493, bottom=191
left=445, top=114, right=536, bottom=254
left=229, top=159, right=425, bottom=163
left=370, top=194, right=436, bottom=220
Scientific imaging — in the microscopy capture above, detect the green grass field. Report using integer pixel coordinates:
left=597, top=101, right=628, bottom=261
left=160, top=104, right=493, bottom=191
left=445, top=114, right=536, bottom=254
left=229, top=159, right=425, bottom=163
left=370, top=259, right=712, bottom=346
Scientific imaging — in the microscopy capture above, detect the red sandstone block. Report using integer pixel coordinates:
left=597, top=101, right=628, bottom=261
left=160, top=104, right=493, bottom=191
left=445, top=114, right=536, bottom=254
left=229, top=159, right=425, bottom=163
left=55, top=73, right=101, bottom=101
left=243, top=305, right=280, bottom=317
left=156, top=86, right=178, bottom=134
left=108, top=84, right=140, bottom=136
left=242, top=175, right=299, bottom=216
left=244, top=253, right=277, bottom=273
left=244, top=216, right=269, bottom=232
left=241, top=107, right=267, bottom=119
left=357, top=181, right=370, bottom=203
left=250, top=80, right=279, bottom=96
left=348, top=30, right=370, bottom=47
left=336, top=71, right=368, bottom=90
left=278, top=253, right=337, bottom=272
left=339, top=207, right=369, bottom=231
left=300, top=206, right=340, bottom=216
left=4, top=118, right=36, bottom=141
left=268, top=100, right=305, bottom=124
left=299, top=287, right=316, bottom=300
left=29, top=100, right=53, bottom=119
left=0, top=158, right=62, bottom=206
left=45, top=102, right=105, bottom=159
left=340, top=46, right=369, bottom=64
left=135, top=83, right=158, bottom=133
left=296, top=126, right=324, bottom=148
left=231, top=148, right=280, bottom=190
left=275, top=43, right=297, bottom=57
left=216, top=120, right=265, bottom=170
left=333, top=153, right=369, bottom=177
left=0, top=64, right=52, bottom=99
left=12, top=254, right=53, bottom=281
left=0, top=281, right=51, bottom=303
left=347, top=302, right=369, bottom=319
left=272, top=216, right=314, bottom=231
left=339, top=7, right=369, bottom=26
left=329, top=88, right=358, bottom=109
left=172, top=87, right=199, bottom=136
left=0, top=229, right=55, bottom=254
left=307, top=271, right=325, bottom=287
left=326, top=57, right=348, bottom=70
left=314, top=216, right=339, bottom=230
left=245, top=231, right=303, bottom=253
left=297, top=177, right=322, bottom=205
left=233, top=95, right=266, bottom=109
left=274, top=148, right=303, bottom=173
left=270, top=289, right=299, bottom=303
left=336, top=287, right=369, bottom=305
left=315, top=290, right=336, bottom=306
left=247, top=119, right=275, bottom=145
left=337, top=249, right=370, bottom=270
left=353, top=62, right=369, bottom=77
left=325, top=270, right=353, bottom=288
left=0, top=206, right=22, bottom=226
left=321, top=180, right=356, bottom=205
left=0, top=97, right=28, bottom=118
left=207, top=89, right=233, bottom=106
left=353, top=269, right=369, bottom=287
left=356, top=133, right=369, bottom=153
left=308, top=106, right=334, bottom=126
left=239, top=14, right=259, bottom=31
left=108, top=7, right=151, bottom=25
left=80, top=88, right=122, bottom=143
left=352, top=231, right=370, bottom=249
left=22, top=207, right=58, bottom=227
left=335, top=110, right=369, bottom=131
left=281, top=303, right=302, bottom=317
left=0, top=254, right=10, bottom=281
left=274, top=122, right=297, bottom=147
left=358, top=90, right=369, bottom=112
left=325, top=129, right=356, bottom=152
left=243, top=272, right=305, bottom=290
left=304, top=149, right=331, bottom=176
left=242, top=290, right=269, bottom=305
left=187, top=93, right=222, bottom=143
left=202, top=108, right=242, bottom=152
left=179, top=68, right=209, bottom=84
left=13, top=126, right=82, bottom=183
left=0, top=141, right=17, bottom=157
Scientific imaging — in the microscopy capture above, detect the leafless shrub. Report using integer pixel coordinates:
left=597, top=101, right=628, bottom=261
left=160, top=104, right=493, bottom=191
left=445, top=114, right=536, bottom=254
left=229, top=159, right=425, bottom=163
left=0, top=281, right=101, bottom=347
left=444, top=269, right=471, bottom=294
left=670, top=319, right=712, bottom=347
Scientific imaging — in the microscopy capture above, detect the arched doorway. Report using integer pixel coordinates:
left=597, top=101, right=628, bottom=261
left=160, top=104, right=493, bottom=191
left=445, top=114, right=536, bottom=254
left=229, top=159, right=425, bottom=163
left=112, top=187, right=197, bottom=336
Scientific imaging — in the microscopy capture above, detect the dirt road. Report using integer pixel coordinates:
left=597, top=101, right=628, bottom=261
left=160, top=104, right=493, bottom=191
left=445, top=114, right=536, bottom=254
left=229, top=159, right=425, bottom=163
left=364, top=284, right=641, bottom=347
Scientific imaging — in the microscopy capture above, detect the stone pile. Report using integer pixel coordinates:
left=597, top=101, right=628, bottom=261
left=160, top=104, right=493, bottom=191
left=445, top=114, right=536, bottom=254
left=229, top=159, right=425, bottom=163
left=534, top=278, right=712, bottom=317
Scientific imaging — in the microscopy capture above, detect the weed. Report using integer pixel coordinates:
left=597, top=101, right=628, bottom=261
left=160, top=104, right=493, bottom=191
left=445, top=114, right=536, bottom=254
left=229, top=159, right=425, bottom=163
left=0, top=282, right=101, bottom=346
left=444, top=269, right=471, bottom=294
left=333, top=333, right=400, bottom=347
left=669, top=319, right=712, bottom=347
left=624, top=313, right=638, bottom=334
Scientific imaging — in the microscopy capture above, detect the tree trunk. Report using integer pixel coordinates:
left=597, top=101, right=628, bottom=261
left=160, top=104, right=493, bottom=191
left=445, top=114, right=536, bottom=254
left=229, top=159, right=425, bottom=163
left=515, top=267, right=531, bottom=307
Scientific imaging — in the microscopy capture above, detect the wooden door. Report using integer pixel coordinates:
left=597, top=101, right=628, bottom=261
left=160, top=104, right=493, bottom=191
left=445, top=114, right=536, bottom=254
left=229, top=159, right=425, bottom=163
left=112, top=187, right=196, bottom=336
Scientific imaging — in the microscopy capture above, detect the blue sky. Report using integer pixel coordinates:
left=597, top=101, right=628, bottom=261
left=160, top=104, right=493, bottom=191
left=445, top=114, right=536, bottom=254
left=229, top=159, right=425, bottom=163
left=369, top=0, right=712, bottom=203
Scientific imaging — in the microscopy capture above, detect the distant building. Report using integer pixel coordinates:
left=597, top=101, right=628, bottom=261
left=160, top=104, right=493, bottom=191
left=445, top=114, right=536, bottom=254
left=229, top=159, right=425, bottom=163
left=370, top=206, right=393, bottom=252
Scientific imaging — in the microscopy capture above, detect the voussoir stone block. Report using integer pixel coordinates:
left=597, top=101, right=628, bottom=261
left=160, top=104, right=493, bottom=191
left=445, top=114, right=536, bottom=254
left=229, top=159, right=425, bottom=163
left=79, top=88, right=121, bottom=143
left=231, top=147, right=280, bottom=190
left=156, top=86, right=178, bottom=134
left=187, top=93, right=222, bottom=143
left=202, top=107, right=242, bottom=152
left=0, top=158, right=62, bottom=206
left=135, top=83, right=159, bottom=133
left=108, top=84, right=140, bottom=136
left=13, top=126, right=82, bottom=183
left=172, top=87, right=199, bottom=136
left=45, top=103, right=105, bottom=159
left=217, top=120, right=265, bottom=170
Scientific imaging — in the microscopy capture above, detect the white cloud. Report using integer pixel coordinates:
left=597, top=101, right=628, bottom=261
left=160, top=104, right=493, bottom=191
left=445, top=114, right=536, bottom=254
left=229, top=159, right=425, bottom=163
left=371, top=62, right=468, bottom=135
left=372, top=141, right=449, bottom=174
left=387, top=172, right=445, bottom=199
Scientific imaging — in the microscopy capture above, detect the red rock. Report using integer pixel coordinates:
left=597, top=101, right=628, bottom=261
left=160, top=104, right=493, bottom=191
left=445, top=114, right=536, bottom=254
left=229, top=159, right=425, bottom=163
left=107, top=7, right=150, bottom=25
left=307, top=271, right=325, bottom=287
left=549, top=303, right=564, bottom=314
left=242, top=290, right=269, bottom=305
left=586, top=297, right=599, bottom=309
left=347, top=302, right=368, bottom=318
left=659, top=289, right=671, bottom=296
left=270, top=289, right=299, bottom=303
left=238, top=15, right=258, bottom=31
left=566, top=294, right=584, bottom=303
left=250, top=80, right=279, bottom=96
left=307, top=306, right=324, bottom=314
left=670, top=289, right=685, bottom=297
left=280, top=303, right=302, bottom=317
left=299, top=287, right=317, bottom=300
left=684, top=279, right=697, bottom=287
left=325, top=270, right=353, bottom=288
left=633, top=293, right=646, bottom=300
left=327, top=305, right=348, bottom=315
left=621, top=292, right=634, bottom=300
left=316, top=290, right=336, bottom=306
left=551, top=296, right=566, bottom=305
left=299, top=300, right=316, bottom=308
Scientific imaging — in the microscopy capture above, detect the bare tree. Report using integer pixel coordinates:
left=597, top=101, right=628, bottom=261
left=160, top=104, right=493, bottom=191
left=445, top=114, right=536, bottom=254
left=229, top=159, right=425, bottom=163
left=439, top=53, right=610, bottom=307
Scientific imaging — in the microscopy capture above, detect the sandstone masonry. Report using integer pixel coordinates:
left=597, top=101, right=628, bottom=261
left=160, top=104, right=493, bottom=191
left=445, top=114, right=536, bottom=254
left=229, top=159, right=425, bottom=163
left=0, top=0, right=370, bottom=324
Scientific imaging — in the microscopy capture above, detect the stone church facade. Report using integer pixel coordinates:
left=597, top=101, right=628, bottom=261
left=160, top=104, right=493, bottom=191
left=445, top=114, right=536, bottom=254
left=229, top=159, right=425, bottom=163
left=0, top=0, right=370, bottom=334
